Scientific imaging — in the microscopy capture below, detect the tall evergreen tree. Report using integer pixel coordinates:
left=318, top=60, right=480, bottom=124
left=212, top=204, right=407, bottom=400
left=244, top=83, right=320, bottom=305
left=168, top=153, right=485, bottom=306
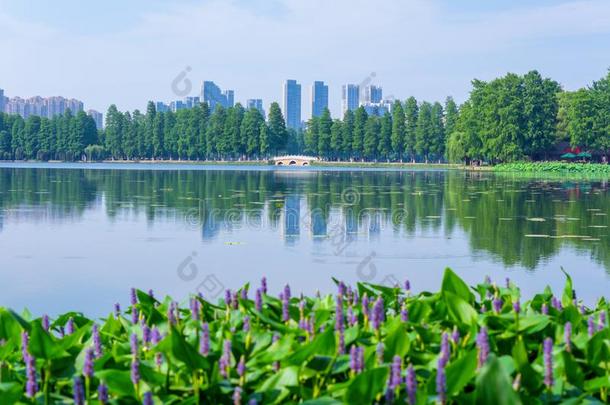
left=341, top=110, right=354, bottom=159
left=378, top=111, right=392, bottom=160
left=267, top=103, right=288, bottom=155
left=391, top=101, right=405, bottom=160
left=404, top=97, right=418, bottom=162
left=415, top=101, right=433, bottom=162
left=352, top=107, right=368, bottom=159
left=318, top=108, right=332, bottom=158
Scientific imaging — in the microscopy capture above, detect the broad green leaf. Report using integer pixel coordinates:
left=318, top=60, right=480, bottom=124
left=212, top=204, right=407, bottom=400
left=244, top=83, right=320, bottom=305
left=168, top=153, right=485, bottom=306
left=344, top=367, right=389, bottom=404
left=475, top=355, right=521, bottom=405
left=441, top=268, right=475, bottom=304
left=384, top=318, right=410, bottom=360
left=446, top=349, right=477, bottom=396
left=444, top=291, right=478, bottom=326
left=29, top=322, right=67, bottom=360
left=96, top=369, right=136, bottom=398
left=169, top=325, right=208, bottom=371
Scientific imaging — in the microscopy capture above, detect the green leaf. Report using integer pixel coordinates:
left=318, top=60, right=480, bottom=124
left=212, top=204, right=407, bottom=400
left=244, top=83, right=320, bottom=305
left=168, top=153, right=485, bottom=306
left=169, top=325, right=208, bottom=371
left=344, top=367, right=389, bottom=404
left=586, top=329, right=610, bottom=368
left=441, top=268, right=475, bottom=304
left=561, top=268, right=574, bottom=308
left=511, top=336, right=541, bottom=392
left=384, top=318, right=410, bottom=361
left=561, top=351, right=584, bottom=388
left=29, top=322, right=67, bottom=360
left=0, top=383, right=22, bottom=404
left=475, top=355, right=521, bottom=405
left=96, top=369, right=136, bottom=398
left=446, top=349, right=477, bottom=396
left=301, top=397, right=343, bottom=405
left=287, top=327, right=336, bottom=365
left=444, top=291, right=478, bottom=326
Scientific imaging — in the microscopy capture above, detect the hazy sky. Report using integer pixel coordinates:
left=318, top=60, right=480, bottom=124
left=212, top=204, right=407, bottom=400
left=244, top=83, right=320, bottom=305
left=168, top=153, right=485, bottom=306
left=1, top=0, right=609, bottom=118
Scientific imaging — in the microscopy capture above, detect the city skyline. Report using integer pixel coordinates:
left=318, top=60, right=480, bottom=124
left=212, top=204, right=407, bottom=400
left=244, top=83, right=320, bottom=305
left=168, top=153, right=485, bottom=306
left=1, top=1, right=609, bottom=119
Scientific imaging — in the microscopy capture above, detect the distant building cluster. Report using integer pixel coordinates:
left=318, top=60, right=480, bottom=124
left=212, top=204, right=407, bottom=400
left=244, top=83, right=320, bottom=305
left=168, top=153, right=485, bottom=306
left=0, top=88, right=103, bottom=129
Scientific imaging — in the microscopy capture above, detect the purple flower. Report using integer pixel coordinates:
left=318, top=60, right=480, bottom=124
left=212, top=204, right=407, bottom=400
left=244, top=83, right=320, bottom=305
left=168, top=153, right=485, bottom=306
left=451, top=327, right=460, bottom=346
left=492, top=297, right=503, bottom=313
left=439, top=332, right=450, bottom=366
left=130, top=288, right=138, bottom=306
left=371, top=297, right=384, bottom=331
left=233, top=386, right=242, bottom=405
left=505, top=277, right=510, bottom=288
left=404, top=279, right=411, bottom=292
left=401, top=304, right=409, bottom=323
left=167, top=304, right=177, bottom=326
left=25, top=353, right=37, bottom=398
left=131, top=359, right=140, bottom=386
left=543, top=337, right=553, bottom=389
left=513, top=300, right=521, bottom=314
left=243, top=316, right=251, bottom=333
left=225, top=289, right=232, bottom=308
left=484, top=275, right=491, bottom=284
left=42, top=314, right=50, bottom=331
left=361, top=293, right=369, bottom=320
left=143, top=325, right=151, bottom=346
left=335, top=295, right=344, bottom=332
left=220, top=339, right=232, bottom=378
left=190, top=298, right=200, bottom=321
left=338, top=328, right=345, bottom=355
left=255, top=288, right=263, bottom=312
left=389, top=355, right=402, bottom=390
left=541, top=303, right=549, bottom=315
left=143, top=391, right=153, bottom=405
left=232, top=291, right=239, bottom=309
left=352, top=290, right=359, bottom=307
left=406, top=364, right=416, bottom=405
left=349, top=345, right=359, bottom=374
left=282, top=285, right=291, bottom=322
left=148, top=289, right=154, bottom=299
left=200, top=323, right=210, bottom=356
left=551, top=296, right=562, bottom=311
left=599, top=311, right=607, bottom=329
left=588, top=316, right=596, bottom=337
left=66, top=318, right=75, bottom=335
left=261, top=277, right=267, bottom=294
left=348, top=306, right=358, bottom=327
left=98, top=383, right=108, bottom=403
left=476, top=327, right=489, bottom=368
left=21, top=331, right=29, bottom=362
left=152, top=328, right=163, bottom=367
left=564, top=322, right=572, bottom=353
left=114, top=303, right=121, bottom=318
left=83, top=348, right=95, bottom=378
left=338, top=281, right=346, bottom=297
left=132, top=307, right=139, bottom=324
left=237, top=355, right=246, bottom=377
left=436, top=356, right=446, bottom=405
left=92, top=324, right=102, bottom=358
left=73, top=376, right=84, bottom=405
left=376, top=342, right=384, bottom=365
left=579, top=304, right=586, bottom=315
left=241, top=286, right=248, bottom=301
left=130, top=333, right=139, bottom=356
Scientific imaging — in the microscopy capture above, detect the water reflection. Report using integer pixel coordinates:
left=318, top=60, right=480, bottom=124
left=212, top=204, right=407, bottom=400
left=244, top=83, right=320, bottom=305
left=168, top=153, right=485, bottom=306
left=0, top=167, right=609, bottom=273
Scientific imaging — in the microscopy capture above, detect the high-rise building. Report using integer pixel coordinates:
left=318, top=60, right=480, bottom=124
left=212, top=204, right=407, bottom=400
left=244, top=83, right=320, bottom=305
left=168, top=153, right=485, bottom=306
left=170, top=100, right=186, bottom=112
left=155, top=102, right=169, bottom=113
left=311, top=81, right=329, bottom=118
left=341, top=84, right=360, bottom=115
left=246, top=99, right=265, bottom=117
left=0, top=89, right=5, bottom=113
left=202, top=81, right=234, bottom=110
left=2, top=94, right=84, bottom=119
left=362, top=99, right=393, bottom=117
left=283, top=79, right=302, bottom=129
left=363, top=85, right=382, bottom=104
left=185, top=96, right=201, bottom=109
left=87, top=110, right=104, bottom=130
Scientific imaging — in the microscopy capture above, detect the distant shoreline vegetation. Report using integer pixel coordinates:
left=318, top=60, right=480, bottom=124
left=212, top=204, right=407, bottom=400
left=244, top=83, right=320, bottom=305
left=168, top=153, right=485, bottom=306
left=0, top=69, right=609, bottom=164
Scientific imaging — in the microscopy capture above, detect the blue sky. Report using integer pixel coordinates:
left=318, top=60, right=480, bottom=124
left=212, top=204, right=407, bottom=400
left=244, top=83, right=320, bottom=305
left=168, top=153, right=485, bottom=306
left=1, top=0, right=609, bottom=118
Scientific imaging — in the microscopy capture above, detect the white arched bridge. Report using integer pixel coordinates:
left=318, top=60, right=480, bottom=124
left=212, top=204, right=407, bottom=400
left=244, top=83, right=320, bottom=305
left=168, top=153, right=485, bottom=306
left=271, top=155, right=319, bottom=166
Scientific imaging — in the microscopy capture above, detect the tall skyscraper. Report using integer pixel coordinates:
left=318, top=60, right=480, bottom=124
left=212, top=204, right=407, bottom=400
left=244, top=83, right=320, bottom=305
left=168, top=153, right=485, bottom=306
left=246, top=99, right=265, bottom=117
left=155, top=101, right=169, bottom=113
left=2, top=94, right=84, bottom=119
left=202, top=81, right=234, bottom=110
left=363, top=85, right=382, bottom=104
left=87, top=110, right=104, bottom=129
left=0, top=89, right=5, bottom=112
left=283, top=80, right=302, bottom=129
left=341, top=84, right=360, bottom=114
left=311, top=81, right=328, bottom=118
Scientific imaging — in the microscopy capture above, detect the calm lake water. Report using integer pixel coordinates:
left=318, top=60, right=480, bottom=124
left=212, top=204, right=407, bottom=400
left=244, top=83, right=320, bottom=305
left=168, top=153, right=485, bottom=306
left=1, top=163, right=609, bottom=316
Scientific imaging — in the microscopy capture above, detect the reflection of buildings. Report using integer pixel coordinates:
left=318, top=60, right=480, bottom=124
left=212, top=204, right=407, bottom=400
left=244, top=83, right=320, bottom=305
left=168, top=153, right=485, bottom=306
left=284, top=195, right=300, bottom=243
left=311, top=208, right=327, bottom=238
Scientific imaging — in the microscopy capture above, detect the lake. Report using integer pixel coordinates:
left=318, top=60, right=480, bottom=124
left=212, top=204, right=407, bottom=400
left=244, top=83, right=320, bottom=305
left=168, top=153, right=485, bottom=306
left=0, top=162, right=608, bottom=316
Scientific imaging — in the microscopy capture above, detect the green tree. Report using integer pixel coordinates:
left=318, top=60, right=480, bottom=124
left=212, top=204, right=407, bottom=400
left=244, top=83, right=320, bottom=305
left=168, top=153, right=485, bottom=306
left=241, top=108, right=265, bottom=158
left=352, top=107, right=368, bottom=159
left=430, top=102, right=445, bottom=161
left=304, top=116, right=319, bottom=155
left=318, top=108, right=332, bottom=158
left=378, top=111, right=392, bottom=160
left=415, top=101, right=433, bottom=162
left=104, top=105, right=124, bottom=159
left=267, top=103, right=288, bottom=155
left=404, top=97, right=418, bottom=162
left=363, top=114, right=379, bottom=160
left=341, top=110, right=354, bottom=159
left=390, top=101, right=405, bottom=161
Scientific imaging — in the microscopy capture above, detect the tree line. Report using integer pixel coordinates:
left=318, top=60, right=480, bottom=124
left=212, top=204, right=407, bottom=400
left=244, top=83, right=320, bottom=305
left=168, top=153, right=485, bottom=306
left=0, top=69, right=608, bottom=163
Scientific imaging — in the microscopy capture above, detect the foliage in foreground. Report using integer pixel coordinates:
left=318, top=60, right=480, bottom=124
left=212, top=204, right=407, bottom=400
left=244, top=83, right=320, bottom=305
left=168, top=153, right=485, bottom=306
left=1, top=268, right=610, bottom=404
left=494, top=162, right=610, bottom=175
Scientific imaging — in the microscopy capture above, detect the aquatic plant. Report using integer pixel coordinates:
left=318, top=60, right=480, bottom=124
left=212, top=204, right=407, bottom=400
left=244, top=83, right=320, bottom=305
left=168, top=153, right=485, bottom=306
left=0, top=268, right=609, bottom=403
